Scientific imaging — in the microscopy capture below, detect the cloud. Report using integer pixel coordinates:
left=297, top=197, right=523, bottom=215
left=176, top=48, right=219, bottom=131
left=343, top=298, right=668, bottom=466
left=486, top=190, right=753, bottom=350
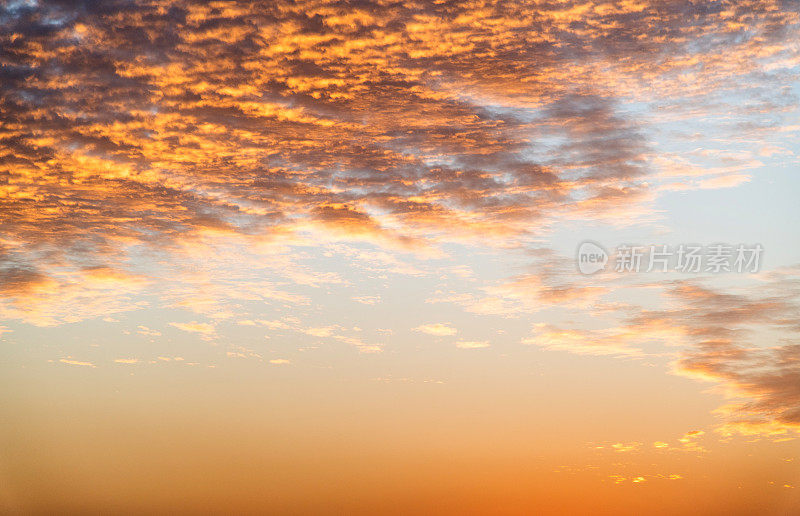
left=505, top=261, right=800, bottom=438
left=169, top=321, right=216, bottom=336
left=58, top=358, right=95, bottom=368
left=523, top=323, right=644, bottom=357
left=415, top=323, right=457, bottom=336
left=1, top=0, right=796, bottom=326
left=455, top=340, right=490, bottom=349
left=611, top=442, right=642, bottom=453
left=613, top=275, right=800, bottom=437
left=137, top=326, right=161, bottom=337
left=433, top=249, right=610, bottom=316
left=675, top=340, right=800, bottom=437
left=696, top=174, right=752, bottom=189
left=304, top=326, right=338, bottom=338
left=352, top=295, right=381, bottom=305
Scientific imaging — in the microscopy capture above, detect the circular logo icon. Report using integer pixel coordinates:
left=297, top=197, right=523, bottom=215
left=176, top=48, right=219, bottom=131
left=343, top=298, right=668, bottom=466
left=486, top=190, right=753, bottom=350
left=576, top=241, right=608, bottom=275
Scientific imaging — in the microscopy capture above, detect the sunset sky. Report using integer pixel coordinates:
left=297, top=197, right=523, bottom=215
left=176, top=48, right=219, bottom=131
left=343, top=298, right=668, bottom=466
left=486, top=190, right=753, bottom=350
left=1, top=0, right=799, bottom=513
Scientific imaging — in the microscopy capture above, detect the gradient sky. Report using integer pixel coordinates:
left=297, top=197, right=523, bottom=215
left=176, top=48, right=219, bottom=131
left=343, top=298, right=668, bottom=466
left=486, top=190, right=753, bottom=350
left=1, top=1, right=799, bottom=514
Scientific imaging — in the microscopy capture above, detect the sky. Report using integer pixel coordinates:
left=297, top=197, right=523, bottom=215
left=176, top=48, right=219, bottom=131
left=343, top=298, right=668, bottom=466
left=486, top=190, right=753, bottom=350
left=1, top=0, right=799, bottom=514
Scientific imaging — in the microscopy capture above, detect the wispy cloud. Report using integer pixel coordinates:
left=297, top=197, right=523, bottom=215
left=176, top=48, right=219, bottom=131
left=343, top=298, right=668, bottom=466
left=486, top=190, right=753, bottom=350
left=415, top=323, right=458, bottom=336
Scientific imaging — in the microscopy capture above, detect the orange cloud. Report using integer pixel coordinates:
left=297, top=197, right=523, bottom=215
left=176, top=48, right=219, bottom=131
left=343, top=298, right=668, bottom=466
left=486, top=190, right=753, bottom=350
left=3, top=0, right=795, bottom=323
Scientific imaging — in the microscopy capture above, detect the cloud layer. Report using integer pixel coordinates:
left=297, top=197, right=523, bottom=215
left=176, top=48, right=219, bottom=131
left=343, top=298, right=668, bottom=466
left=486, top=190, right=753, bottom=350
left=2, top=0, right=798, bottom=305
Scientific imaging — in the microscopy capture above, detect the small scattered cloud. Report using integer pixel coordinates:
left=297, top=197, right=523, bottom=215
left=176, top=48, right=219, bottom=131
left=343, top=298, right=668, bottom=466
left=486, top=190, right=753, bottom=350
left=415, top=323, right=457, bottom=336
left=304, top=327, right=337, bottom=338
left=456, top=340, right=490, bottom=349
left=611, top=442, right=641, bottom=453
left=59, top=358, right=95, bottom=368
left=169, top=322, right=215, bottom=336
left=352, top=296, right=381, bottom=305
left=137, top=326, right=161, bottom=337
